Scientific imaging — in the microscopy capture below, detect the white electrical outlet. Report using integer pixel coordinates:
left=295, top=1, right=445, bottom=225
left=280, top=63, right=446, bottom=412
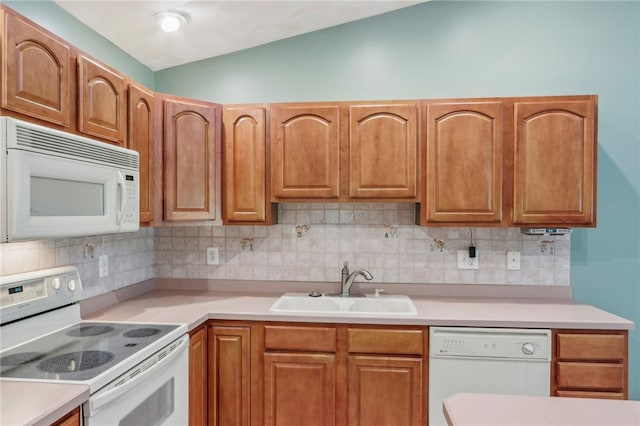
left=457, top=250, right=479, bottom=270
left=507, top=251, right=521, bottom=270
left=99, top=254, right=109, bottom=277
left=207, top=247, right=219, bottom=265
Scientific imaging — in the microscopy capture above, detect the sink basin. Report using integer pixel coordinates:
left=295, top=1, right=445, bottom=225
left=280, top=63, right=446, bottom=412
left=269, top=293, right=418, bottom=315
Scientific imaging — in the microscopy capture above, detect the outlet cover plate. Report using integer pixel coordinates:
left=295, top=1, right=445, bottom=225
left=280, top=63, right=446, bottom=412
left=457, top=250, right=479, bottom=270
left=507, top=251, right=521, bottom=270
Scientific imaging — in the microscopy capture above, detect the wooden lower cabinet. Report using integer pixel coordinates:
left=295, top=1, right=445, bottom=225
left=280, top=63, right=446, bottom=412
left=264, top=352, right=336, bottom=426
left=189, top=325, right=208, bottom=426
left=51, top=407, right=81, bottom=426
left=208, top=324, right=251, bottom=426
left=206, top=321, right=426, bottom=426
left=348, top=356, right=423, bottom=426
left=551, top=329, right=628, bottom=399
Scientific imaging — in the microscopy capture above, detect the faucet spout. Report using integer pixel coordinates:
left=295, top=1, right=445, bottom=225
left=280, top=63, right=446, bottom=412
left=341, top=268, right=373, bottom=297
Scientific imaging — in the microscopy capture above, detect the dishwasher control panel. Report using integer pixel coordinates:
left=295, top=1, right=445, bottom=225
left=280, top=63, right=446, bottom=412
left=430, top=327, right=551, bottom=360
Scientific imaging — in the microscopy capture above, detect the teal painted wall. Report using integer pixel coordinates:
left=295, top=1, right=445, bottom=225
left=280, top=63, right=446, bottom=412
left=4, top=0, right=154, bottom=88
left=157, top=1, right=640, bottom=399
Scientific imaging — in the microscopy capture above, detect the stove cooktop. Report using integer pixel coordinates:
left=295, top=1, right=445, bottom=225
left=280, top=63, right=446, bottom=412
left=0, top=322, right=180, bottom=382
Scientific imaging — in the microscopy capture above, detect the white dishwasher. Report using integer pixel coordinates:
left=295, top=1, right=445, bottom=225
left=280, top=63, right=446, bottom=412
left=429, top=327, right=551, bottom=426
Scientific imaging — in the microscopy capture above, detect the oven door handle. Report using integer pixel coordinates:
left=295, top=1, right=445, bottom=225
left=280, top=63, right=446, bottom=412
left=90, top=334, right=189, bottom=414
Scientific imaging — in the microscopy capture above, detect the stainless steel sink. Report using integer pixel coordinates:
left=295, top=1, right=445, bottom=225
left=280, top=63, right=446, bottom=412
left=269, top=293, right=418, bottom=315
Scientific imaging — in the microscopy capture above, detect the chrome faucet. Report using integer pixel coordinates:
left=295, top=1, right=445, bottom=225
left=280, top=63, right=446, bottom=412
left=340, top=261, right=373, bottom=296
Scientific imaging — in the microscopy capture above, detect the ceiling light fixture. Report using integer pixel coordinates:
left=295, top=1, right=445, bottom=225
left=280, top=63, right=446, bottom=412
left=153, top=11, right=189, bottom=33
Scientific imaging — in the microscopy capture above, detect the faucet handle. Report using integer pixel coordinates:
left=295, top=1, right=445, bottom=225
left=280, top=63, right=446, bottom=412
left=374, top=288, right=384, bottom=297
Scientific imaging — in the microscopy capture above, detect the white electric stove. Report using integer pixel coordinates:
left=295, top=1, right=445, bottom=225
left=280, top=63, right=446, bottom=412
left=0, top=266, right=189, bottom=425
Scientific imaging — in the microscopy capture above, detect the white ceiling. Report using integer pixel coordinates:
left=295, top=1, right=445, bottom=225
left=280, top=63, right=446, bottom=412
left=54, top=1, right=425, bottom=71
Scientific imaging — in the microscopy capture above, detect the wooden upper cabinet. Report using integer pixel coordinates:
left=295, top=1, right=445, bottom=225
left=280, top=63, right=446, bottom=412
left=271, top=104, right=340, bottom=200
left=128, top=83, right=154, bottom=224
left=348, top=103, right=419, bottom=200
left=163, top=97, right=221, bottom=222
left=223, top=106, right=269, bottom=223
left=425, top=101, right=504, bottom=223
left=1, top=8, right=71, bottom=127
left=513, top=97, right=596, bottom=225
left=77, top=55, right=127, bottom=145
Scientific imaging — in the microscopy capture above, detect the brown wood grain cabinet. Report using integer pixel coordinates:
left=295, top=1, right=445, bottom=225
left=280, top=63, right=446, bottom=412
left=189, top=325, right=207, bottom=426
left=51, top=407, right=81, bottom=426
left=346, top=326, right=426, bottom=426
left=1, top=7, right=72, bottom=127
left=223, top=106, right=276, bottom=224
left=264, top=352, right=337, bottom=426
left=424, top=100, right=504, bottom=224
left=513, top=97, right=597, bottom=226
left=77, top=55, right=127, bottom=145
left=209, top=325, right=251, bottom=426
left=163, top=96, right=221, bottom=222
left=347, top=103, right=419, bottom=200
left=552, top=329, right=628, bottom=399
left=206, top=321, right=426, bottom=426
left=128, top=83, right=154, bottom=224
left=271, top=104, right=341, bottom=200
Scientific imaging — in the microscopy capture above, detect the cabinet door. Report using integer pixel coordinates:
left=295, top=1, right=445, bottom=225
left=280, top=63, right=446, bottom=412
left=224, top=107, right=267, bottom=223
left=128, top=83, right=154, bottom=224
left=271, top=105, right=340, bottom=199
left=513, top=98, right=596, bottom=225
left=348, top=355, right=423, bottom=426
left=348, top=103, right=418, bottom=200
left=209, top=326, right=251, bottom=426
left=51, top=407, right=81, bottom=426
left=163, top=97, right=220, bottom=221
left=264, top=352, right=336, bottom=426
left=189, top=326, right=207, bottom=426
left=77, top=55, right=126, bottom=145
left=425, top=101, right=503, bottom=223
left=1, top=9, right=71, bottom=127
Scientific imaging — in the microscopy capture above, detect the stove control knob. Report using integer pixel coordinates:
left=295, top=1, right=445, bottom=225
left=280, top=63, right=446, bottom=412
left=67, top=279, right=77, bottom=292
left=51, top=277, right=61, bottom=290
left=522, top=342, right=535, bottom=355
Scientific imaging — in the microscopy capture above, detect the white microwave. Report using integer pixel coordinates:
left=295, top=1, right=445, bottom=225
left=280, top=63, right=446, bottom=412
left=1, top=117, right=139, bottom=242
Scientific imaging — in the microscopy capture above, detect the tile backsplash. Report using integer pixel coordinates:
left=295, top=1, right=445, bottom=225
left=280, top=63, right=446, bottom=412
left=0, top=228, right=155, bottom=299
left=156, top=204, right=571, bottom=286
left=0, top=204, right=571, bottom=298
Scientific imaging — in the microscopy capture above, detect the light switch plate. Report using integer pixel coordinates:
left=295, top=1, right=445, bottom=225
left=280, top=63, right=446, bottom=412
left=206, top=247, right=219, bottom=265
left=457, top=250, right=479, bottom=269
left=99, top=254, right=109, bottom=277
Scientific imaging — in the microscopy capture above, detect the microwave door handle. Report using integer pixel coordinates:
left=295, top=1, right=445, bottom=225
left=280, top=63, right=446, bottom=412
left=116, top=171, right=126, bottom=225
left=89, top=335, right=189, bottom=414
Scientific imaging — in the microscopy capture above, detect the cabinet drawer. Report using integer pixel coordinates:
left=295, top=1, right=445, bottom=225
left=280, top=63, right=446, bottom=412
left=556, top=362, right=624, bottom=390
left=556, top=390, right=625, bottom=400
left=348, top=328, right=424, bottom=355
left=556, top=333, right=626, bottom=360
left=264, top=325, right=336, bottom=352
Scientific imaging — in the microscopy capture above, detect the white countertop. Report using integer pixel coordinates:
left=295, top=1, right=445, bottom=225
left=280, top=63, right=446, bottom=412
left=0, top=381, right=89, bottom=426
left=81, top=288, right=634, bottom=331
left=444, top=393, right=640, bottom=426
